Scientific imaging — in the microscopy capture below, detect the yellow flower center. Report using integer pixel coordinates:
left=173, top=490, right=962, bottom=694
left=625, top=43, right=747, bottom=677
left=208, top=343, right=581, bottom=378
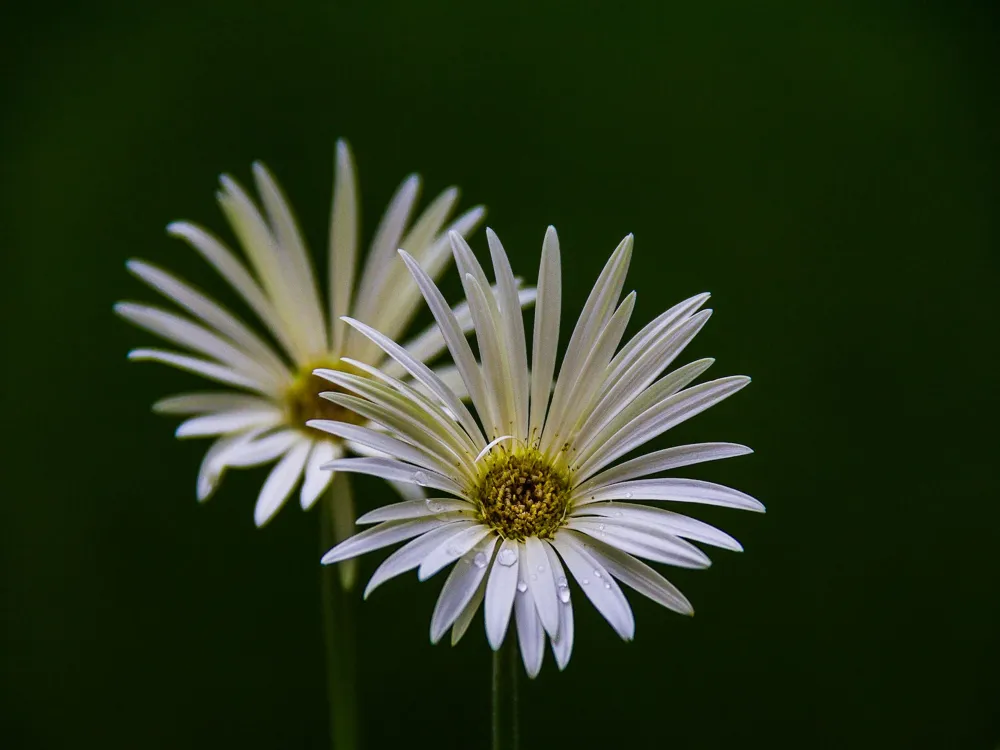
left=284, top=361, right=367, bottom=435
left=475, top=446, right=572, bottom=540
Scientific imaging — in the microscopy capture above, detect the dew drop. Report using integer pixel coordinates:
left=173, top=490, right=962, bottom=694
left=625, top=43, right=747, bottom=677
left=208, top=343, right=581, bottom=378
left=473, top=552, right=488, bottom=569
left=593, top=569, right=602, bottom=579
left=624, top=492, right=633, bottom=499
left=446, top=545, right=462, bottom=557
left=537, top=565, right=545, bottom=573
left=614, top=511, right=623, bottom=518
left=556, top=576, right=567, bottom=587
left=530, top=573, right=537, bottom=581
left=412, top=471, right=428, bottom=484
left=516, top=581, right=528, bottom=593
left=581, top=578, right=590, bottom=585
left=603, top=582, right=611, bottom=589
left=598, top=523, right=606, bottom=532
left=425, top=499, right=445, bottom=513
left=558, top=587, right=571, bottom=603
left=497, top=547, right=518, bottom=567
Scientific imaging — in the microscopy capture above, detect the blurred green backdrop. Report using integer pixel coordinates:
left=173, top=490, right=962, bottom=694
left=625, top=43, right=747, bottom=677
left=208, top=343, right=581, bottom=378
left=2, top=0, right=998, bottom=748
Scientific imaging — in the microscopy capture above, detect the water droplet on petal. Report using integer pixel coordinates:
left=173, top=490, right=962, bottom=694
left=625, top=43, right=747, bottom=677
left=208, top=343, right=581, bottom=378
left=594, top=569, right=602, bottom=579
left=598, top=523, right=606, bottom=531
left=446, top=545, right=461, bottom=557
left=603, top=581, right=611, bottom=589
left=537, top=565, right=545, bottom=573
left=557, top=576, right=567, bottom=587
left=624, top=492, right=633, bottom=499
left=558, top=587, right=571, bottom=603
left=581, top=578, right=590, bottom=585
left=516, top=581, right=528, bottom=593
left=614, top=511, right=623, bottom=518
left=497, top=547, right=518, bottom=567
left=425, top=499, right=445, bottom=513
left=412, top=471, right=428, bottom=484
left=473, top=552, right=488, bottom=569
left=530, top=573, right=537, bottom=581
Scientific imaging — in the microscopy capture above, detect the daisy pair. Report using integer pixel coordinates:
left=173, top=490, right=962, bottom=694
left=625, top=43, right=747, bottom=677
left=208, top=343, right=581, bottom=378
left=117, top=141, right=530, bottom=528
left=314, top=227, right=763, bottom=676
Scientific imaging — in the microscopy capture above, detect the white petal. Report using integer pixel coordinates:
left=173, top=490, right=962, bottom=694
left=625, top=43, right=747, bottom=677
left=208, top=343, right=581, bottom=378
left=387, top=480, right=426, bottom=502
left=166, top=221, right=299, bottom=359
left=572, top=531, right=694, bottom=615
left=451, top=567, right=489, bottom=646
left=574, top=375, right=751, bottom=480
left=329, top=140, right=359, bottom=354
left=486, top=229, right=530, bottom=439
left=222, top=429, right=299, bottom=467
left=529, top=226, right=561, bottom=440
left=461, top=273, right=511, bottom=436
left=176, top=409, right=283, bottom=438
left=514, top=559, right=545, bottom=679
left=576, top=442, right=753, bottom=494
left=195, top=431, right=250, bottom=502
left=353, top=174, right=420, bottom=327
left=566, top=519, right=711, bottom=569
left=153, top=392, right=272, bottom=416
left=418, top=524, right=492, bottom=581
left=126, top=259, right=291, bottom=380
left=572, top=502, right=743, bottom=552
left=341, top=317, right=486, bottom=449
left=543, top=234, right=632, bottom=454
left=551, top=532, right=635, bottom=641
left=431, top=535, right=498, bottom=644
left=357, top=497, right=474, bottom=524
left=542, top=541, right=574, bottom=670
left=397, top=249, right=491, bottom=429
left=252, top=162, right=328, bottom=355
left=321, top=516, right=459, bottom=565
left=253, top=439, right=311, bottom=527
left=576, top=478, right=765, bottom=512
left=300, top=440, right=340, bottom=510
left=524, top=536, right=560, bottom=637
left=321, top=457, right=465, bottom=496
left=127, top=348, right=267, bottom=394
left=484, top=539, right=520, bottom=650
left=363, top=521, right=475, bottom=598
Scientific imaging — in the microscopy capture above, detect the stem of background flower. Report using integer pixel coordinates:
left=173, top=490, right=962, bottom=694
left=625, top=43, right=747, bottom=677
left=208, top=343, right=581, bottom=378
left=320, top=473, right=359, bottom=750
left=491, top=634, right=520, bottom=750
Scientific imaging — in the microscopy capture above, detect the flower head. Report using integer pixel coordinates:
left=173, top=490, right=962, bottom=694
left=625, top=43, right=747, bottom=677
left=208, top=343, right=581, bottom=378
left=116, top=141, right=533, bottom=527
left=314, top=227, right=763, bottom=676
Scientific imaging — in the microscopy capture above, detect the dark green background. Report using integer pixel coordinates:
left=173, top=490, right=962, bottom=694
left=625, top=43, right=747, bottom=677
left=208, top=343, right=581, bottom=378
left=2, top=1, right=998, bottom=748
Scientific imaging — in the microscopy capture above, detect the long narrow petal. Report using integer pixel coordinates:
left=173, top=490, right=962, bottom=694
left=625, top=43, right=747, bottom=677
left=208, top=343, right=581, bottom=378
left=543, top=541, right=574, bottom=670
left=321, top=516, right=458, bottom=565
left=431, top=535, right=498, bottom=644
left=514, top=550, right=546, bottom=679
left=127, top=348, right=268, bottom=394
left=524, top=536, right=560, bottom=637
left=576, top=443, right=753, bottom=495
left=575, top=478, right=765, bottom=512
left=329, top=140, right=359, bottom=354
left=221, top=429, right=299, bottom=467
left=166, top=221, right=299, bottom=359
left=529, top=226, right=561, bottom=440
left=484, top=539, right=520, bottom=650
left=320, top=457, right=465, bottom=496
left=126, top=260, right=292, bottom=380
left=300, top=440, right=339, bottom=510
left=565, top=519, right=712, bottom=569
left=153, top=392, right=272, bottom=415
left=451, top=567, right=489, bottom=646
left=572, top=532, right=694, bottom=615
left=254, top=438, right=311, bottom=527
left=364, top=521, right=477, bottom=598
left=175, top=409, right=283, bottom=438
left=461, top=274, right=512, bottom=436
left=341, top=317, right=486, bottom=448
left=356, top=498, right=474, bottom=525
left=417, top=524, right=492, bottom=581
left=571, top=502, right=743, bottom=551
left=487, top=229, right=530, bottom=439
left=551, top=532, right=635, bottom=641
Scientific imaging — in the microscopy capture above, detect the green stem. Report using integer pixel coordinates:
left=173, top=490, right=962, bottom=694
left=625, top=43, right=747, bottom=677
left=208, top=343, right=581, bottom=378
left=492, top=635, right=520, bottom=750
left=320, top=473, right=359, bottom=750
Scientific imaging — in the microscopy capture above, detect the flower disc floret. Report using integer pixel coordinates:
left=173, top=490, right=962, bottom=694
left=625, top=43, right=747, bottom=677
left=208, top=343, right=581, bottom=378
left=475, top=447, right=571, bottom=540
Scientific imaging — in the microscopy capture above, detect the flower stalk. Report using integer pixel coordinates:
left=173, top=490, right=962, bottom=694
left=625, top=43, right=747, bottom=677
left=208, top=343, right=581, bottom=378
left=492, top=635, right=520, bottom=750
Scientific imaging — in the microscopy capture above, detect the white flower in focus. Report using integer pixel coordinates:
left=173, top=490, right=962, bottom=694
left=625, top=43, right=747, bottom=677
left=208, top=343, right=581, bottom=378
left=314, top=227, right=764, bottom=676
left=116, top=141, right=531, bottom=527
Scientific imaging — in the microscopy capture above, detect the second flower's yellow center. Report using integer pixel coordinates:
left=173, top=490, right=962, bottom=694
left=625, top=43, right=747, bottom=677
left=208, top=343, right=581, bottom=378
left=475, top=447, right=572, bottom=540
left=284, top=362, right=367, bottom=435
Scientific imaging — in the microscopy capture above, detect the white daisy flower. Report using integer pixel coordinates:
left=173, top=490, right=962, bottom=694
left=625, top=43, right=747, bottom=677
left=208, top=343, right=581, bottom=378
left=116, top=140, right=533, bottom=528
left=313, top=227, right=764, bottom=676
